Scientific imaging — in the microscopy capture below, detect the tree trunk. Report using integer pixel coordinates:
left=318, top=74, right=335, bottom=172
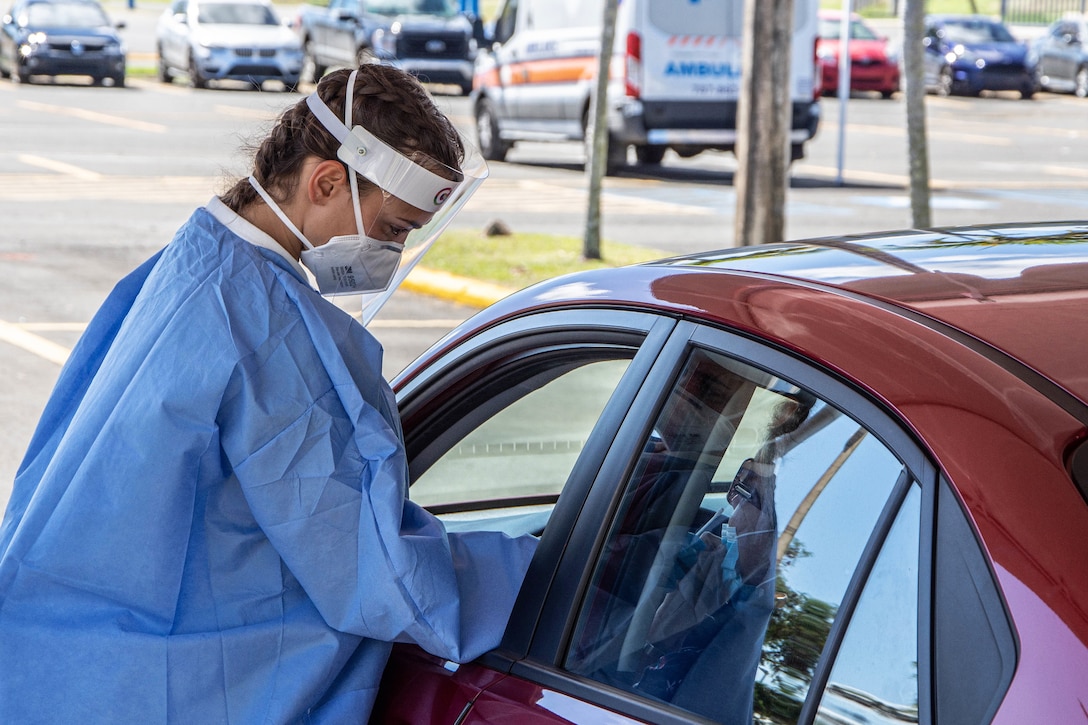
left=903, top=0, right=932, bottom=227
left=734, top=0, right=794, bottom=246
left=584, top=0, right=620, bottom=260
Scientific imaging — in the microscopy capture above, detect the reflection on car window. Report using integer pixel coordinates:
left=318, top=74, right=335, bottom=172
left=197, top=2, right=277, bottom=25
left=818, top=484, right=920, bottom=723
left=26, top=2, right=108, bottom=27
left=565, top=347, right=914, bottom=723
left=941, top=20, right=1014, bottom=44
left=413, top=359, right=631, bottom=534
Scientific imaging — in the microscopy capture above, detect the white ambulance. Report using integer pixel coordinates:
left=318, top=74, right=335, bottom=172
left=472, top=0, right=821, bottom=172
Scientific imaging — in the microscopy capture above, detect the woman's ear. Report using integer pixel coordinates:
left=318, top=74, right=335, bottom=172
left=306, top=159, right=348, bottom=206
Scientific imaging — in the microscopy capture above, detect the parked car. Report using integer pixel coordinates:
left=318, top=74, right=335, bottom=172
left=372, top=222, right=1088, bottom=724
left=1033, top=13, right=1088, bottom=97
left=0, top=0, right=125, bottom=85
left=295, top=0, right=478, bottom=94
left=156, top=0, right=302, bottom=91
left=817, top=10, right=899, bottom=98
left=923, top=14, right=1036, bottom=98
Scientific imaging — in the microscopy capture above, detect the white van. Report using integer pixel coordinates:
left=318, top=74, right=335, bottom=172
left=472, top=0, right=821, bottom=172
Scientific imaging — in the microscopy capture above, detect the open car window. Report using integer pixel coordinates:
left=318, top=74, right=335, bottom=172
left=399, top=310, right=673, bottom=539
left=412, top=357, right=631, bottom=536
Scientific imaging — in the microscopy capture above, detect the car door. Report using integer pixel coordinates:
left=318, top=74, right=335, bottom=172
left=381, top=316, right=1016, bottom=724
left=159, top=0, right=189, bottom=72
left=372, top=308, right=676, bottom=722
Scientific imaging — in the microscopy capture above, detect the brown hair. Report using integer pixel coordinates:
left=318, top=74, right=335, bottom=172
left=221, top=65, right=464, bottom=211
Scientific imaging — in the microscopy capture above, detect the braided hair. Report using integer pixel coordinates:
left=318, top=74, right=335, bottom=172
left=221, top=65, right=464, bottom=211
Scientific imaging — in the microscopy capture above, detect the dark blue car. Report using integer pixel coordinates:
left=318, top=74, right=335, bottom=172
left=0, top=0, right=126, bottom=86
left=922, top=14, right=1035, bottom=98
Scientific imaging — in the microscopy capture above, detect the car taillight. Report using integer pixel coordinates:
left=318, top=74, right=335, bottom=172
left=812, top=35, right=822, bottom=99
left=625, top=31, right=641, bottom=98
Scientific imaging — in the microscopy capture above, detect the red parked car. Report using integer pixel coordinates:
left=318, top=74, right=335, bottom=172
left=818, top=10, right=900, bottom=98
left=375, top=222, right=1088, bottom=724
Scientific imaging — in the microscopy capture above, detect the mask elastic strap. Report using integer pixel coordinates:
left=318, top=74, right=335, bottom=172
left=248, top=175, right=315, bottom=251
left=344, top=69, right=366, bottom=238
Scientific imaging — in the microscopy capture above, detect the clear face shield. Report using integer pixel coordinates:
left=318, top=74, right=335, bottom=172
left=302, top=71, right=488, bottom=321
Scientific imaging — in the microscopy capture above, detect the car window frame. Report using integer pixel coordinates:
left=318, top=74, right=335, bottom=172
left=396, top=308, right=678, bottom=657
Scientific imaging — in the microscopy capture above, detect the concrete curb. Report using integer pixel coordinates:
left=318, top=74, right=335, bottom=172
left=401, top=266, right=516, bottom=310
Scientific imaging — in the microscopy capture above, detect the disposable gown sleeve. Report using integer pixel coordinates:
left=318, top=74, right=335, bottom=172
left=217, top=307, right=534, bottom=663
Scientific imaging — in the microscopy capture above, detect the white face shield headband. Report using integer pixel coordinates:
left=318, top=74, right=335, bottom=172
left=250, top=69, right=487, bottom=304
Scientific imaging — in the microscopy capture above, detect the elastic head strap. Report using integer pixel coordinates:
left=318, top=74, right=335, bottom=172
left=306, top=80, right=458, bottom=213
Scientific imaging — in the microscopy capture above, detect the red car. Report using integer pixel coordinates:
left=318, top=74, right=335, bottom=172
left=818, top=10, right=900, bottom=98
left=375, top=222, right=1088, bottom=724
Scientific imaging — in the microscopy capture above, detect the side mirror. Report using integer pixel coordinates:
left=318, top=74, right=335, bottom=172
left=115, top=20, right=126, bottom=29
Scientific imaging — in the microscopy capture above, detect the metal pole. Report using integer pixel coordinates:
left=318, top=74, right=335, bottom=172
left=835, top=0, right=853, bottom=186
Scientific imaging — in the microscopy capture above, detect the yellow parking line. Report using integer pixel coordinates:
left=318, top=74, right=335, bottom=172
left=16, top=99, right=168, bottom=133
left=0, top=319, right=70, bottom=366
left=17, top=154, right=102, bottom=180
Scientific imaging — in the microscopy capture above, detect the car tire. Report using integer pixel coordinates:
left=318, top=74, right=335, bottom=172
left=157, top=47, right=171, bottom=83
left=283, top=79, right=300, bottom=93
left=188, top=52, right=207, bottom=89
left=936, top=66, right=953, bottom=97
left=1076, top=65, right=1088, bottom=99
left=459, top=80, right=473, bottom=96
left=635, top=144, right=666, bottom=165
left=475, top=98, right=508, bottom=162
left=1019, top=80, right=1035, bottom=99
left=304, top=42, right=326, bottom=82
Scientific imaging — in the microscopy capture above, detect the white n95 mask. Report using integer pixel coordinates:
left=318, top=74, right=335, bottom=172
left=299, top=235, right=402, bottom=295
left=247, top=174, right=402, bottom=296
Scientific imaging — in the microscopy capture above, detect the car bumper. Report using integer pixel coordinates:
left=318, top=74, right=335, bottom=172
left=610, top=98, right=820, bottom=149
left=821, top=62, right=899, bottom=93
left=391, top=58, right=473, bottom=86
left=953, top=63, right=1033, bottom=92
left=22, top=50, right=125, bottom=78
left=193, top=49, right=303, bottom=83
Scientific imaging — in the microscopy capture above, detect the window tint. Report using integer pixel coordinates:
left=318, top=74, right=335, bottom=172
left=817, top=484, right=921, bottom=723
left=412, top=358, right=631, bottom=535
left=564, top=346, right=914, bottom=723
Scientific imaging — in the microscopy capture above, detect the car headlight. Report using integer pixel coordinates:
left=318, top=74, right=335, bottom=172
left=371, top=28, right=396, bottom=55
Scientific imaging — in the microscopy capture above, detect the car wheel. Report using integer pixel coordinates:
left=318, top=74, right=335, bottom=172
left=113, top=74, right=125, bottom=88
left=475, top=98, right=508, bottom=162
left=1020, top=79, right=1035, bottom=99
left=188, top=52, right=207, bottom=89
left=459, top=80, right=473, bottom=96
left=283, top=79, right=300, bottom=93
left=303, top=39, right=326, bottom=82
left=635, top=144, right=666, bottom=165
left=1076, top=65, right=1088, bottom=99
left=936, top=66, right=953, bottom=97
left=157, top=47, right=171, bottom=83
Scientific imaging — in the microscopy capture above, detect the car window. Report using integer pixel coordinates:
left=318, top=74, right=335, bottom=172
left=412, top=357, right=630, bottom=534
left=942, top=19, right=1014, bottom=44
left=26, top=1, right=108, bottom=27
left=196, top=2, right=276, bottom=25
left=564, top=346, right=916, bottom=723
left=816, top=484, right=920, bottom=723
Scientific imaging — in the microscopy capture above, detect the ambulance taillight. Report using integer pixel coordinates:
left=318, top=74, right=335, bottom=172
left=625, top=31, right=642, bottom=98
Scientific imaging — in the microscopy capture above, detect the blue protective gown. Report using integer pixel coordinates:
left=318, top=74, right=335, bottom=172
left=0, top=202, right=536, bottom=723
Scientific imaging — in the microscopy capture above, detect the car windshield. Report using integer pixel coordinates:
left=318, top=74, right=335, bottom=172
left=25, top=2, right=108, bottom=27
left=197, top=2, right=277, bottom=25
left=942, top=19, right=1015, bottom=44
left=819, top=18, right=880, bottom=41
left=367, top=0, right=458, bottom=17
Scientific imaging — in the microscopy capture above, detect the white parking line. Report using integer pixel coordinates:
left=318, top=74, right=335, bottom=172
left=0, top=319, right=71, bottom=366
left=17, top=154, right=102, bottom=181
left=16, top=100, right=168, bottom=134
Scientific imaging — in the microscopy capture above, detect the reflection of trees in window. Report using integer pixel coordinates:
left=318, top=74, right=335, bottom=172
left=754, top=539, right=836, bottom=723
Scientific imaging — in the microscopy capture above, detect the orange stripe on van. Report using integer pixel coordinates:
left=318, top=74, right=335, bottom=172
left=508, top=56, right=596, bottom=85
left=668, top=35, right=728, bottom=47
